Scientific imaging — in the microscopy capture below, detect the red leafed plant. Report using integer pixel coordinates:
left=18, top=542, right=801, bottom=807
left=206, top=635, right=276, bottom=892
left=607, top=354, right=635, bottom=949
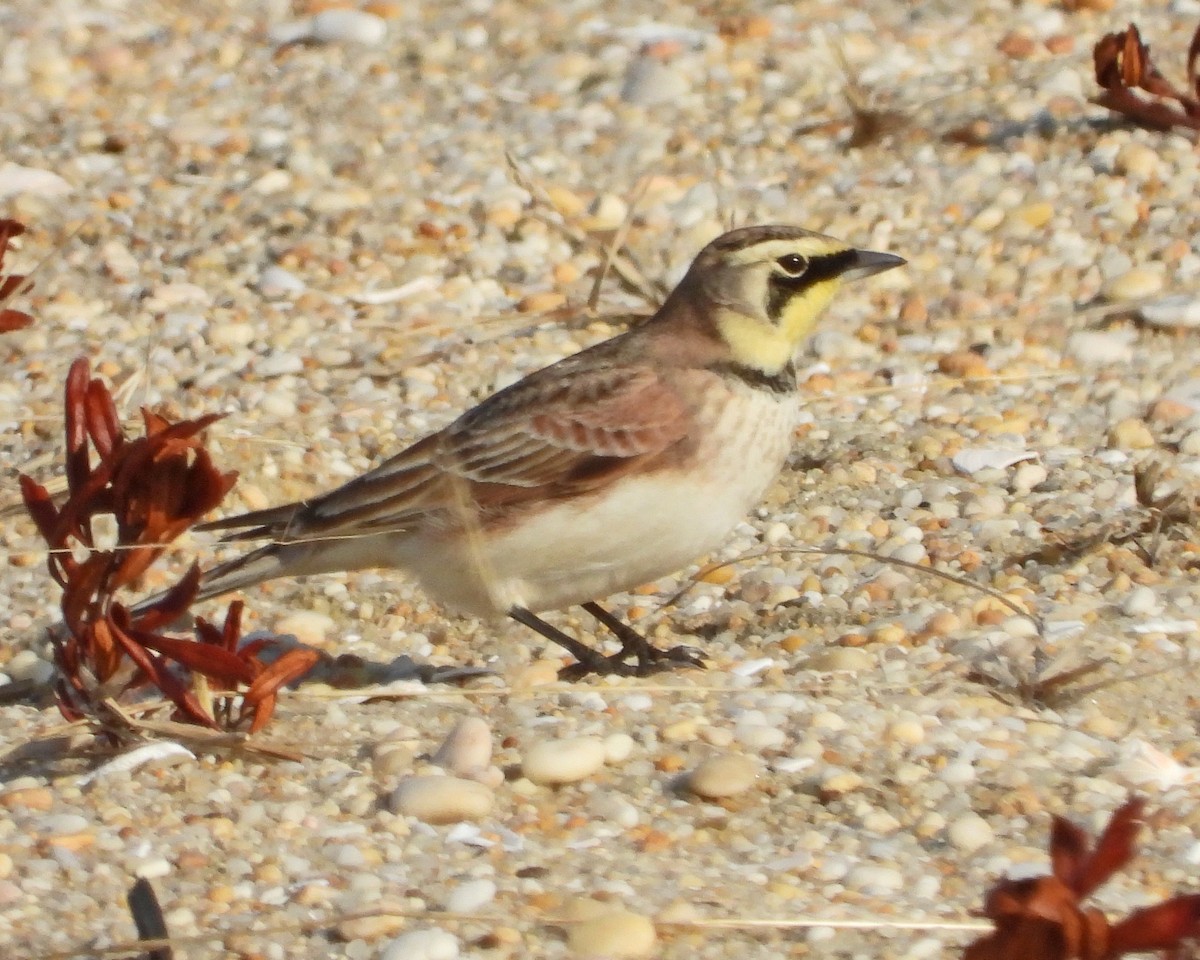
left=964, top=797, right=1200, bottom=959
left=19, top=358, right=319, bottom=736
left=0, top=218, right=35, bottom=332
left=1092, top=23, right=1200, bottom=133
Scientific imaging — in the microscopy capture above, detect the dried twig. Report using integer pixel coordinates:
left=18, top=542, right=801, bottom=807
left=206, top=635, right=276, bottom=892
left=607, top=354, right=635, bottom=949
left=1092, top=22, right=1200, bottom=132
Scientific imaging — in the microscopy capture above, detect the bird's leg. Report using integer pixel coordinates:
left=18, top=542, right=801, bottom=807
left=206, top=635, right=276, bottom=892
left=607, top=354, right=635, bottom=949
left=508, top=606, right=629, bottom=678
left=580, top=601, right=706, bottom=676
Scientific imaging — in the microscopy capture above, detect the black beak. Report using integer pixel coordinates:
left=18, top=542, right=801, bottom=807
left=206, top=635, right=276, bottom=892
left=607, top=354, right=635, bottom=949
left=842, top=249, right=906, bottom=281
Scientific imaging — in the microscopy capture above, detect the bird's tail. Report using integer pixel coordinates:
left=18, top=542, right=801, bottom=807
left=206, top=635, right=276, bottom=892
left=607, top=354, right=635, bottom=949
left=127, top=541, right=313, bottom=622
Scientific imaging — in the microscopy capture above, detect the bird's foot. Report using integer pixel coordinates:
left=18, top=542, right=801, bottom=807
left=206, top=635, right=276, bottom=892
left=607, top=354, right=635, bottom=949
left=557, top=638, right=707, bottom=681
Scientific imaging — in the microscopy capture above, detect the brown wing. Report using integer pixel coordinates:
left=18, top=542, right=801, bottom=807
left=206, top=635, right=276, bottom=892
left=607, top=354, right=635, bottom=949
left=201, top=357, right=691, bottom=541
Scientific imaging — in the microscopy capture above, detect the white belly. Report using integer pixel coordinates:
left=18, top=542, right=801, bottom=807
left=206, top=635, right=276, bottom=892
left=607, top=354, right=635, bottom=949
left=406, top=388, right=798, bottom=616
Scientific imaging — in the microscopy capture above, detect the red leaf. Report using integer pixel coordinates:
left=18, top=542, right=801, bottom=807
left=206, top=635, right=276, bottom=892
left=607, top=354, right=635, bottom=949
left=64, top=359, right=92, bottom=497
left=106, top=613, right=218, bottom=728
left=1076, top=797, right=1143, bottom=899
left=0, top=308, right=32, bottom=331
left=242, top=648, right=320, bottom=733
left=1107, top=895, right=1200, bottom=953
left=132, top=564, right=202, bottom=632
left=85, top=378, right=123, bottom=459
left=125, top=627, right=259, bottom=688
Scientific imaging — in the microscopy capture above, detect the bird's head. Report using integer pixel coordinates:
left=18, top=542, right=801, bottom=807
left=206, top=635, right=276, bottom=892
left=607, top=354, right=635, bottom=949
left=681, top=225, right=905, bottom=374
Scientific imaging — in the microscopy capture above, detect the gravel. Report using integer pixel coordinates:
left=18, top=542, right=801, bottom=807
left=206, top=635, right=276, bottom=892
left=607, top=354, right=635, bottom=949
left=5, top=0, right=1200, bottom=957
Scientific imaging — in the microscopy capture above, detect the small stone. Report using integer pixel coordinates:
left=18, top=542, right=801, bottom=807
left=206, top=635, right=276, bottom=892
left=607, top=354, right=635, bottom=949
left=432, top=717, right=493, bottom=777
left=6, top=650, right=54, bottom=685
left=310, top=10, right=387, bottom=45
left=937, top=350, right=991, bottom=379
left=1014, top=202, right=1054, bottom=229
left=273, top=611, right=335, bottom=646
left=1147, top=397, right=1195, bottom=424
left=567, top=910, right=657, bottom=958
left=0, top=787, right=53, bottom=811
left=686, top=753, right=758, bottom=799
left=258, top=265, right=306, bottom=298
left=1108, top=418, right=1155, bottom=450
left=444, top=878, right=496, bottom=913
left=39, top=813, right=89, bottom=835
left=952, top=448, right=1036, bottom=474
left=886, top=718, right=926, bottom=745
left=338, top=913, right=407, bottom=942
left=805, top=647, right=872, bottom=673
left=516, top=291, right=566, bottom=313
left=997, top=31, right=1036, bottom=59
left=1065, top=329, right=1135, bottom=365
left=388, top=776, right=493, bottom=824
left=583, top=194, right=628, bottom=232
left=1115, top=142, right=1160, bottom=179
left=819, top=770, right=864, bottom=797
left=1138, top=296, right=1200, bottom=330
left=380, top=928, right=460, bottom=960
left=603, top=733, right=635, bottom=764
left=847, top=864, right=905, bottom=894
left=522, top=737, right=607, bottom=785
left=1012, top=462, right=1048, bottom=493
left=1102, top=267, right=1164, bottom=302
left=373, top=742, right=415, bottom=780
left=1121, top=585, right=1159, bottom=617
left=948, top=812, right=994, bottom=852
left=0, top=162, right=72, bottom=199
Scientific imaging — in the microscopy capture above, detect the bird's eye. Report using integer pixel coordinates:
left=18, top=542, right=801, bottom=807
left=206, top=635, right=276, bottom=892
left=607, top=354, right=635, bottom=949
left=776, top=253, right=808, bottom=276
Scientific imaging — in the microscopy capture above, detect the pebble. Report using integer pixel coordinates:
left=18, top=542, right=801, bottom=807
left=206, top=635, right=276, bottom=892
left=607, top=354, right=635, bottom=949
left=388, top=776, right=493, bottom=824
left=522, top=737, right=607, bottom=785
left=952, top=448, right=1036, bottom=474
left=257, top=266, right=306, bottom=298
left=1065, top=330, right=1135, bottom=365
left=1138, top=295, right=1200, bottom=329
left=805, top=647, right=873, bottom=673
left=444, top=878, right=496, bottom=913
left=431, top=717, right=493, bottom=777
left=273, top=611, right=336, bottom=646
left=0, top=162, right=71, bottom=198
left=685, top=753, right=758, bottom=799
left=1121, top=586, right=1160, bottom=617
left=373, top=742, right=415, bottom=780
left=947, top=812, right=994, bottom=853
left=5, top=650, right=54, bottom=684
left=1107, top=418, right=1155, bottom=450
left=603, top=733, right=635, bottom=764
left=272, top=10, right=388, bottom=46
left=567, top=909, right=657, bottom=958
left=380, top=928, right=460, bottom=960
left=1102, top=267, right=1164, bottom=302
left=338, top=913, right=407, bottom=942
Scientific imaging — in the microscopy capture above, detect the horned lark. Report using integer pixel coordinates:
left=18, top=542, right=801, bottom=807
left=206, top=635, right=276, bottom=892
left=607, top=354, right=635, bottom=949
left=187, top=225, right=903, bottom=677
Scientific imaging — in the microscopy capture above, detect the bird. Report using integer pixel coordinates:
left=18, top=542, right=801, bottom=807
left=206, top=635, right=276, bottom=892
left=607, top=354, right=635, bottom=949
left=180, top=225, right=904, bottom=678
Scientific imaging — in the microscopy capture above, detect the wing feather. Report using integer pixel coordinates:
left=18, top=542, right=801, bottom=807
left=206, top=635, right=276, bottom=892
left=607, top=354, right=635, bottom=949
left=202, top=356, right=692, bottom=542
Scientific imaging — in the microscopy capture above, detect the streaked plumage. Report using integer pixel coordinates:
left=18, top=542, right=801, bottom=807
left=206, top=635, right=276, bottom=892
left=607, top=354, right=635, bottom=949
left=184, top=225, right=904, bottom=677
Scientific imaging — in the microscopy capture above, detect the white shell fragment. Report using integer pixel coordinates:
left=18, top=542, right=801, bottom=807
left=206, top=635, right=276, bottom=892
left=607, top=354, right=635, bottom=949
left=951, top=448, right=1037, bottom=475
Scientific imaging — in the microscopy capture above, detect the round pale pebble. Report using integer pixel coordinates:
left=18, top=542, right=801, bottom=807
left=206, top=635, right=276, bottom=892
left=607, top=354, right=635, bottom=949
left=568, top=910, right=657, bottom=958
left=1102, top=267, right=1163, bottom=302
left=685, top=753, right=758, bottom=799
left=948, top=812, right=994, bottom=853
left=273, top=611, right=336, bottom=646
left=432, top=717, right=493, bottom=776
left=522, top=737, right=607, bottom=785
left=311, top=10, right=387, bottom=45
left=388, top=776, right=493, bottom=824
left=445, top=878, right=497, bottom=914
left=380, top=928, right=459, bottom=960
left=603, top=733, right=635, bottom=764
